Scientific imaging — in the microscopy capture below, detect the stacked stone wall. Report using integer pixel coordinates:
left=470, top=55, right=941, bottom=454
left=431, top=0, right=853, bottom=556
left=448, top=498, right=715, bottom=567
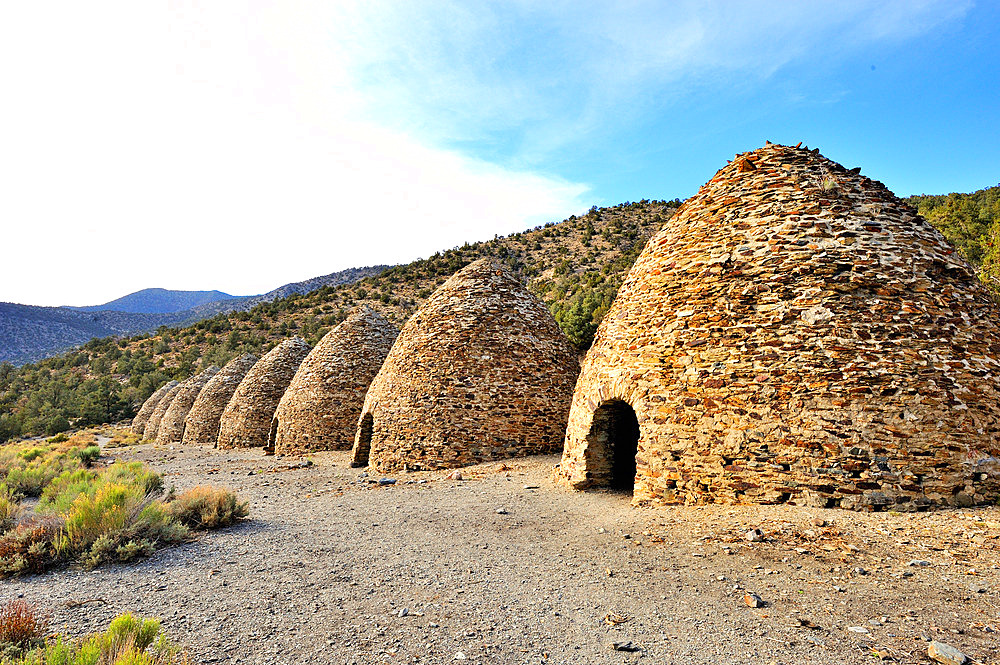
left=273, top=307, right=398, bottom=454
left=142, top=382, right=184, bottom=441
left=155, top=366, right=219, bottom=445
left=351, top=259, right=580, bottom=472
left=217, top=338, right=311, bottom=449
left=558, top=143, right=1000, bottom=510
left=131, top=381, right=178, bottom=435
left=182, top=354, right=258, bottom=445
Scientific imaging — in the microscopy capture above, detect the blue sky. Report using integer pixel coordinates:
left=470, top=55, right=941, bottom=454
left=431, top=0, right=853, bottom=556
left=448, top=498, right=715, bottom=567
left=1, top=1, right=997, bottom=306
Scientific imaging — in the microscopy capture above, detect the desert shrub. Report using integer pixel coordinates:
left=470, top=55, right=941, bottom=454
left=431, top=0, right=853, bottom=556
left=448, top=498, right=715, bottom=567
left=56, top=483, right=188, bottom=568
left=39, top=462, right=162, bottom=514
left=0, top=600, right=49, bottom=652
left=0, top=516, right=64, bottom=576
left=0, top=438, right=97, bottom=498
left=46, top=433, right=69, bottom=443
left=8, top=612, right=186, bottom=665
left=105, top=429, right=142, bottom=448
left=167, top=486, right=248, bottom=529
left=0, top=486, right=23, bottom=532
left=74, top=446, right=101, bottom=467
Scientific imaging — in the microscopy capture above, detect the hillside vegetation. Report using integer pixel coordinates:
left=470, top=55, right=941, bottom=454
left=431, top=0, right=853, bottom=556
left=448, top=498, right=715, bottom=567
left=904, top=184, right=1000, bottom=292
left=0, top=200, right=678, bottom=442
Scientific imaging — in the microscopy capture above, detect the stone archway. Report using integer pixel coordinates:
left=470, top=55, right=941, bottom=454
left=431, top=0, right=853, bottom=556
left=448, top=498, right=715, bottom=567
left=352, top=413, right=374, bottom=468
left=583, top=400, right=640, bottom=493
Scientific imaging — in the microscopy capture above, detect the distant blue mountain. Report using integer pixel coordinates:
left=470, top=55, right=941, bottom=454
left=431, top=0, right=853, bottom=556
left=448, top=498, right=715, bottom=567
left=68, top=288, right=239, bottom=314
left=1, top=265, right=390, bottom=365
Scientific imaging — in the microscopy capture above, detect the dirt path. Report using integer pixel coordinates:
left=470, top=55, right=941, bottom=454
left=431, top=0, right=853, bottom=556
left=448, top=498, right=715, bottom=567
left=8, top=443, right=999, bottom=664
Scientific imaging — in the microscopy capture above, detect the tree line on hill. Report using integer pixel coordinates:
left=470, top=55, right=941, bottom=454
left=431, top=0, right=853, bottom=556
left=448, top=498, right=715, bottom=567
left=904, top=185, right=1000, bottom=292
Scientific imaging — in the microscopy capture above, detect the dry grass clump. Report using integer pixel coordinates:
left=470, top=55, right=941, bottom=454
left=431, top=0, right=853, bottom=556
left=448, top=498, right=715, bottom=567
left=105, top=428, right=143, bottom=449
left=1, top=606, right=188, bottom=665
left=167, top=486, right=249, bottom=529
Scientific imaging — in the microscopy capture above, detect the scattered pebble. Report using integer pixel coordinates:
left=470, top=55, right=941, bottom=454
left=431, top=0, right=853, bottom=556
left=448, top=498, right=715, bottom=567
left=928, top=640, right=969, bottom=665
left=611, top=641, right=640, bottom=652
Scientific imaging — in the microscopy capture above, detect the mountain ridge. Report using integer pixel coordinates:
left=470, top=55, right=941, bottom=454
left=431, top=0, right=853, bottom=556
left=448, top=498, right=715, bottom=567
left=0, top=265, right=390, bottom=365
left=67, top=288, right=239, bottom=314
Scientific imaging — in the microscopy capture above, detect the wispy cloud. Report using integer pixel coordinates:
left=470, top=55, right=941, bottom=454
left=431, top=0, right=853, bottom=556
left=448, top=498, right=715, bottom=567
left=326, top=0, right=971, bottom=159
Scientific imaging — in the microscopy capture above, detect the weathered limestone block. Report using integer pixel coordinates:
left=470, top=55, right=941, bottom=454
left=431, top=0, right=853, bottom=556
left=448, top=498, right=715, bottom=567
left=272, top=306, right=398, bottom=455
left=557, top=143, right=1000, bottom=511
left=182, top=354, right=258, bottom=445
left=131, top=380, right=178, bottom=435
left=142, top=382, right=184, bottom=441
left=217, top=338, right=311, bottom=449
left=154, top=366, right=219, bottom=445
left=351, top=259, right=580, bottom=473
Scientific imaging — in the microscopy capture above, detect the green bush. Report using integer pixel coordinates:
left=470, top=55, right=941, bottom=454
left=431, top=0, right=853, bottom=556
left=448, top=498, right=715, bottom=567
left=6, top=611, right=185, bottom=665
left=74, top=446, right=101, bottom=467
left=0, top=486, right=22, bottom=532
left=55, top=482, right=188, bottom=568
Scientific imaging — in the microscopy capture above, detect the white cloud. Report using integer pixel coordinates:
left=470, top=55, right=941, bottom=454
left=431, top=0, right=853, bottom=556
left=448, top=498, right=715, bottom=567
left=328, top=0, right=971, bottom=154
left=0, top=0, right=970, bottom=306
left=0, top=1, right=589, bottom=306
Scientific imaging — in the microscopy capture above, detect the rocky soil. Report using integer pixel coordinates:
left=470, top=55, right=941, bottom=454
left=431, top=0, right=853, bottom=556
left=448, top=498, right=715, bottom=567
left=7, top=442, right=998, bottom=664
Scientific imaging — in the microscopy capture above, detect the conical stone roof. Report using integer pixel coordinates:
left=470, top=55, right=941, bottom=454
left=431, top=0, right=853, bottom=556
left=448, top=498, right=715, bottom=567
left=154, top=366, right=219, bottom=445
left=272, top=306, right=398, bottom=455
left=557, top=142, right=1000, bottom=510
left=143, top=381, right=184, bottom=441
left=351, top=258, right=580, bottom=472
left=182, top=354, right=258, bottom=445
left=217, top=338, right=311, bottom=449
left=131, top=380, right=178, bottom=434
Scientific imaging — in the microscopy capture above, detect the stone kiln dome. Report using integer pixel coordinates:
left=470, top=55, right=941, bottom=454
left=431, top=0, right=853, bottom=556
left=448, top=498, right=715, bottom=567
left=351, top=258, right=580, bottom=472
left=557, top=143, right=1000, bottom=510
left=142, top=381, right=184, bottom=441
left=131, top=380, right=178, bottom=435
left=272, top=306, right=398, bottom=455
left=217, top=338, right=311, bottom=449
left=182, top=354, right=258, bottom=445
left=154, top=366, right=219, bottom=445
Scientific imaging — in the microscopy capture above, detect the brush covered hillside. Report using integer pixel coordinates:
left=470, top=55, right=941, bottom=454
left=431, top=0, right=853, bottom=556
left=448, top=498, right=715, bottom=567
left=0, top=200, right=679, bottom=442
left=904, top=184, right=1000, bottom=292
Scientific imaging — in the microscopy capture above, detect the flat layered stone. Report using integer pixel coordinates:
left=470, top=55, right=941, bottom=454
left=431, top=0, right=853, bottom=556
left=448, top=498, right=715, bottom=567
left=182, top=354, right=258, bottom=445
left=351, top=259, right=580, bottom=473
left=217, top=338, right=311, bottom=450
left=142, top=381, right=184, bottom=441
left=557, top=143, right=1000, bottom=510
left=131, top=380, right=178, bottom=435
left=272, top=306, right=398, bottom=455
left=155, top=366, right=219, bottom=445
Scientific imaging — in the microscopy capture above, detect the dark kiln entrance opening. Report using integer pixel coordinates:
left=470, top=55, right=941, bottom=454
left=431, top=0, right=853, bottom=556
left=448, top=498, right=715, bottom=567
left=586, top=400, right=640, bottom=493
left=352, top=413, right=374, bottom=467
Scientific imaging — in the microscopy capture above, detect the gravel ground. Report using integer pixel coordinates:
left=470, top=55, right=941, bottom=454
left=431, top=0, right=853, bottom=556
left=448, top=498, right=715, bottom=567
left=6, top=441, right=999, bottom=665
